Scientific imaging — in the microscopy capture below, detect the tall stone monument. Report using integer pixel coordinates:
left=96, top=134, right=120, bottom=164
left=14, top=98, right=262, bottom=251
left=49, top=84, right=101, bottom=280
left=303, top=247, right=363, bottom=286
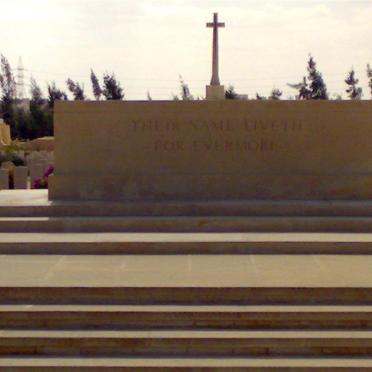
left=206, top=13, right=225, bottom=100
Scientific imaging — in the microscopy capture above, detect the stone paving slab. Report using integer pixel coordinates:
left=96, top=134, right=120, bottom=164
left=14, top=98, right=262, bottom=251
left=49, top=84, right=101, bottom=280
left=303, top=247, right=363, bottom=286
left=0, top=254, right=371, bottom=287
left=0, top=190, right=48, bottom=205
left=3, top=232, right=372, bottom=243
left=0, top=357, right=372, bottom=368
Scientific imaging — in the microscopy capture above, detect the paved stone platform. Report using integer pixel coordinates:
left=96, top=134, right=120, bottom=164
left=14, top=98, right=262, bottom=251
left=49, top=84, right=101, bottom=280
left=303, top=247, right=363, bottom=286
left=1, top=190, right=372, bottom=368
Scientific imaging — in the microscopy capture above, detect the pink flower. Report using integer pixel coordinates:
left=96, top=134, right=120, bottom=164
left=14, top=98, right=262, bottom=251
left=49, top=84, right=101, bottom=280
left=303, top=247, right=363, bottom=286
left=33, top=177, right=48, bottom=189
left=44, top=165, right=54, bottom=177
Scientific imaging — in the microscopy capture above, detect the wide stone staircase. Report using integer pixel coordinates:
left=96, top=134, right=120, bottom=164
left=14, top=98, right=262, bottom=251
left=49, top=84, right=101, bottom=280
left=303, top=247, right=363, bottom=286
left=0, top=190, right=372, bottom=370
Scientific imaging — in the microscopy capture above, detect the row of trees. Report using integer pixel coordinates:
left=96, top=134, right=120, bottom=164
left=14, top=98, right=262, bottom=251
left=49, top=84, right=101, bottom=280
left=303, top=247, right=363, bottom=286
left=224, top=56, right=372, bottom=101
left=0, top=54, right=126, bottom=139
left=0, top=55, right=51, bottom=141
left=287, top=56, right=372, bottom=101
left=1, top=54, right=372, bottom=140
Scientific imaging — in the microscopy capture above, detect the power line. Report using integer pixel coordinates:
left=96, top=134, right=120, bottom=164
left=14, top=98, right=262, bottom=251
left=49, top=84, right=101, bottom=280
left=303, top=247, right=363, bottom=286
left=19, top=68, right=353, bottom=83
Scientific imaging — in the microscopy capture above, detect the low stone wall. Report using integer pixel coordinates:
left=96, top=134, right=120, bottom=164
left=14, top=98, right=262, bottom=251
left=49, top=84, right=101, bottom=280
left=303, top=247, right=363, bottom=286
left=49, top=100, right=372, bottom=201
left=26, top=137, right=54, bottom=152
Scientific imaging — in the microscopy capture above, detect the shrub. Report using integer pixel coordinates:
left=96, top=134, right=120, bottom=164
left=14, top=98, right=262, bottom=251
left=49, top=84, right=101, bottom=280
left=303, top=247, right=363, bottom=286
left=0, top=153, right=25, bottom=167
left=32, top=164, right=54, bottom=189
left=33, top=177, right=48, bottom=189
left=8, top=154, right=25, bottom=166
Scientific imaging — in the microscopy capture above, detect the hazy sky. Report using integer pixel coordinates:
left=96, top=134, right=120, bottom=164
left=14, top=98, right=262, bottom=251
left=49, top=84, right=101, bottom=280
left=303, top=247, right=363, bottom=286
left=1, top=0, right=371, bottom=100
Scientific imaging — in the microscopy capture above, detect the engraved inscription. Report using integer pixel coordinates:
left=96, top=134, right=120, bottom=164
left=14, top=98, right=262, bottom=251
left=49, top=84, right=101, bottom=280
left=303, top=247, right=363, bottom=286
left=192, top=139, right=279, bottom=152
left=154, top=140, right=185, bottom=152
left=131, top=118, right=303, bottom=153
left=131, top=119, right=303, bottom=133
left=244, top=119, right=302, bottom=132
left=132, top=120, right=179, bottom=132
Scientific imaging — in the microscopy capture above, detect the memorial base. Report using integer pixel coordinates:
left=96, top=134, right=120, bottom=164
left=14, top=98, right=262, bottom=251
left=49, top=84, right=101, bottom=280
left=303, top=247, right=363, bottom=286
left=206, top=85, right=225, bottom=100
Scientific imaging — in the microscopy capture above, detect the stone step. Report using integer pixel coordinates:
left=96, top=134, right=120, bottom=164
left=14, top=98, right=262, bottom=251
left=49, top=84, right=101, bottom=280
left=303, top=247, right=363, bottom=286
left=1, top=287, right=372, bottom=305
left=1, top=254, right=371, bottom=305
left=4, top=191, right=372, bottom=218
left=5, top=216, right=372, bottom=232
left=2, top=233, right=372, bottom=255
left=1, top=357, right=372, bottom=370
left=1, top=330, right=372, bottom=357
left=1, top=305, right=372, bottom=330
left=7, top=200, right=372, bottom=218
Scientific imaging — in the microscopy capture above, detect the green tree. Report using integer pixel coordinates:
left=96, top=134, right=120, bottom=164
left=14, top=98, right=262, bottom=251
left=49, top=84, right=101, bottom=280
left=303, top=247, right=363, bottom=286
left=90, top=69, right=102, bottom=100
left=66, top=78, right=86, bottom=100
left=102, top=73, right=124, bottom=100
left=29, top=78, right=51, bottom=139
left=13, top=108, right=31, bottom=140
left=307, top=55, right=328, bottom=99
left=345, top=69, right=362, bottom=100
left=269, top=88, right=283, bottom=100
left=256, top=93, right=266, bottom=100
left=172, top=76, right=193, bottom=101
left=367, top=64, right=372, bottom=98
left=225, top=85, right=238, bottom=99
left=288, top=77, right=311, bottom=100
left=288, top=56, right=328, bottom=100
left=179, top=76, right=193, bottom=101
left=0, top=54, right=16, bottom=133
left=47, top=82, right=68, bottom=108
left=30, top=77, right=44, bottom=105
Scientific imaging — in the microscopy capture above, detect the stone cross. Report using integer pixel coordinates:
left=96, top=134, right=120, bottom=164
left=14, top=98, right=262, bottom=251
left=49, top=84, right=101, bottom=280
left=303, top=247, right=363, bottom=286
left=206, top=13, right=225, bottom=86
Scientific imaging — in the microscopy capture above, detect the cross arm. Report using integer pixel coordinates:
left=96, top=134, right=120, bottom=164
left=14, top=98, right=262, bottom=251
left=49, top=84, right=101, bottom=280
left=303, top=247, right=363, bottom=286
left=206, top=22, right=225, bottom=28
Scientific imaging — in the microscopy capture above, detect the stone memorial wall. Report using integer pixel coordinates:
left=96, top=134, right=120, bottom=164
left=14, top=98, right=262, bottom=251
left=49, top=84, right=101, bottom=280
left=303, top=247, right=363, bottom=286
left=49, top=100, right=372, bottom=200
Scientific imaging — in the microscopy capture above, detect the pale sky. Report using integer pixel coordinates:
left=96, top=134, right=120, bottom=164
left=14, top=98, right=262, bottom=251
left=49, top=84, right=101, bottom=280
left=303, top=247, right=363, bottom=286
left=1, top=0, right=371, bottom=100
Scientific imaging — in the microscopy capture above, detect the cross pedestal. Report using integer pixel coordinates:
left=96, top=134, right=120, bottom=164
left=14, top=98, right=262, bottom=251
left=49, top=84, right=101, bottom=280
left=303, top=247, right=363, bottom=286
left=206, top=13, right=225, bottom=100
left=206, top=85, right=225, bottom=100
